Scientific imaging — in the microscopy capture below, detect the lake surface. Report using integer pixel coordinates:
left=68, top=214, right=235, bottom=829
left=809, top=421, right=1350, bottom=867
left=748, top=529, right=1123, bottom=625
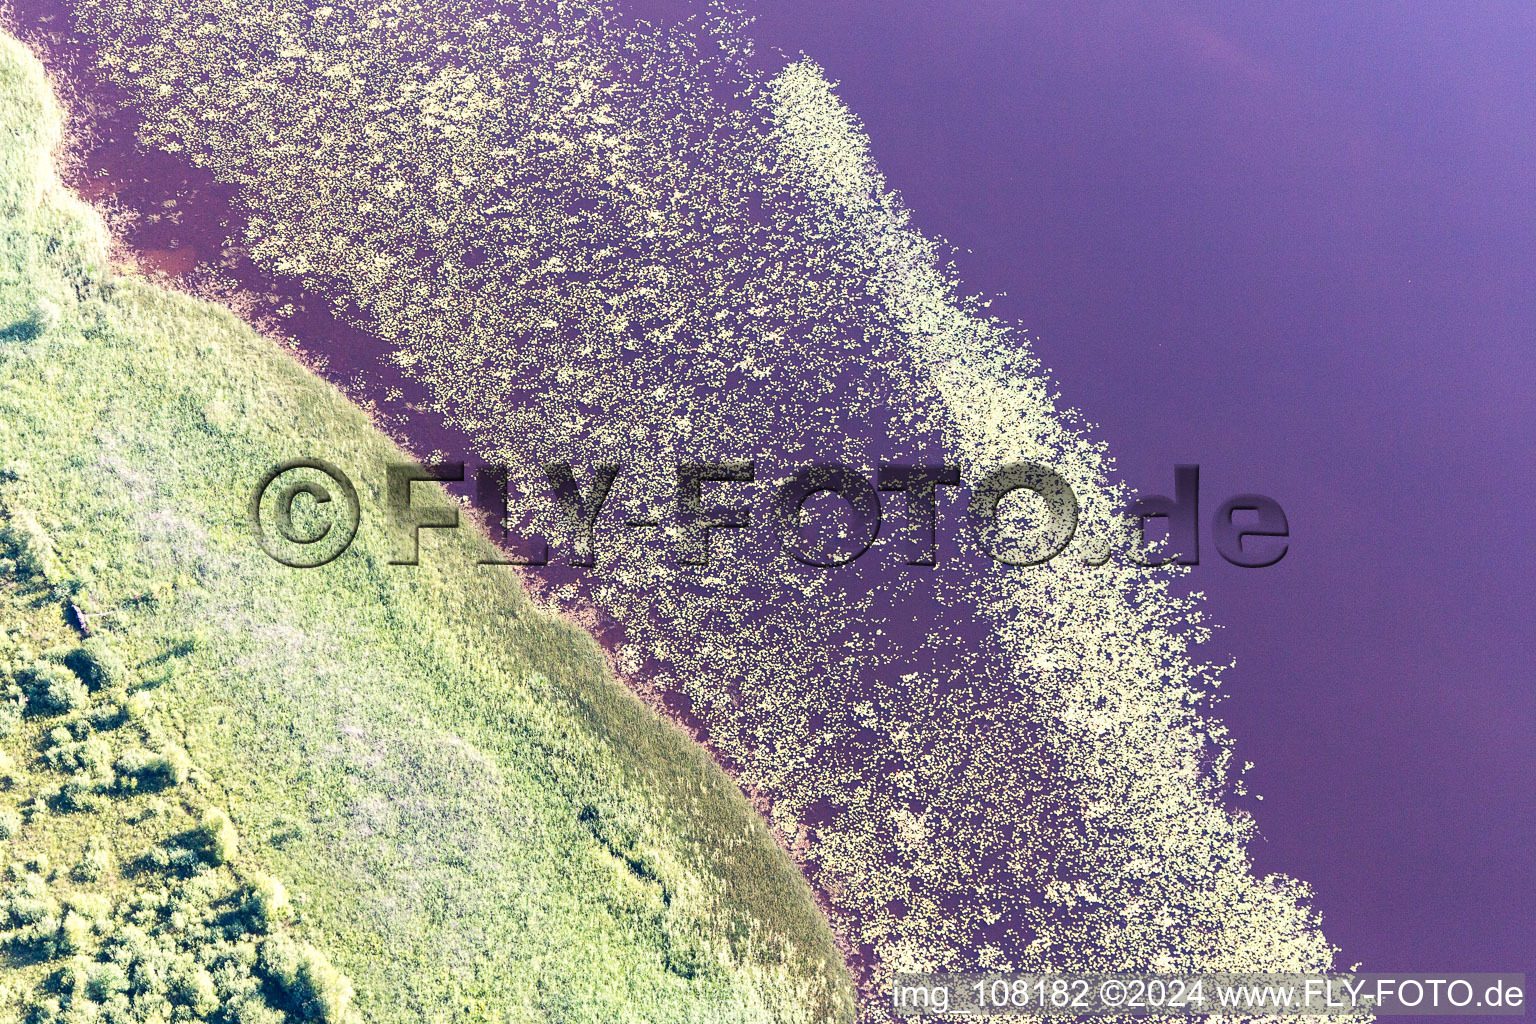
left=729, top=0, right=1536, bottom=989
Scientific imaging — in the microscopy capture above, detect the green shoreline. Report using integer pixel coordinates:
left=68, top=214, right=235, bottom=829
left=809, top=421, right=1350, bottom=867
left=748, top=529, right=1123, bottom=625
left=0, top=32, right=852, bottom=1023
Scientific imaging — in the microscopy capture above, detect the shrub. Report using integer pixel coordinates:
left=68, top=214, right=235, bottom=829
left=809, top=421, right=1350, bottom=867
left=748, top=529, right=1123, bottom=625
left=85, top=960, right=130, bottom=1001
left=258, top=935, right=356, bottom=1023
left=58, top=909, right=94, bottom=956
left=105, top=922, right=161, bottom=970
left=1, top=876, right=55, bottom=929
left=50, top=958, right=92, bottom=999
left=64, top=639, right=128, bottom=691
left=159, top=845, right=199, bottom=875
left=170, top=961, right=219, bottom=1016
left=28, top=298, right=60, bottom=335
left=20, top=662, right=87, bottom=714
left=72, top=836, right=113, bottom=882
left=193, top=808, right=238, bottom=866
left=85, top=700, right=125, bottom=730
left=8, top=911, right=61, bottom=958
left=242, top=873, right=292, bottom=933
left=133, top=797, right=170, bottom=824
left=149, top=745, right=191, bottom=787
left=202, top=398, right=236, bottom=434
left=46, top=734, right=110, bottom=773
left=232, top=998, right=289, bottom=1024
left=664, top=932, right=712, bottom=980
left=0, top=508, right=61, bottom=583
left=116, top=745, right=189, bottom=791
left=30, top=784, right=59, bottom=816
left=122, top=691, right=151, bottom=723
left=0, top=807, right=20, bottom=839
left=111, top=747, right=148, bottom=781
left=0, top=698, right=21, bottom=738
left=57, top=771, right=100, bottom=813
left=1, top=299, right=58, bottom=343
left=62, top=892, right=111, bottom=923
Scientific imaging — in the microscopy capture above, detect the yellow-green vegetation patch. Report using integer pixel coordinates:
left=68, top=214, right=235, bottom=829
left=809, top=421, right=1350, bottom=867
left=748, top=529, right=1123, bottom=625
left=0, top=602, right=356, bottom=1024
left=0, top=34, right=851, bottom=1023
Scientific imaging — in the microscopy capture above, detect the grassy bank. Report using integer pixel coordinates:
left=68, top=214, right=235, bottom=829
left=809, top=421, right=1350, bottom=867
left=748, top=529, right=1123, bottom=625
left=0, top=32, right=852, bottom=1023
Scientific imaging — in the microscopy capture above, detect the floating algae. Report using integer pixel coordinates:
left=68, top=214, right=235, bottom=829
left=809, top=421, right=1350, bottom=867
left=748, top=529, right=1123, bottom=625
left=65, top=0, right=1363, bottom=1013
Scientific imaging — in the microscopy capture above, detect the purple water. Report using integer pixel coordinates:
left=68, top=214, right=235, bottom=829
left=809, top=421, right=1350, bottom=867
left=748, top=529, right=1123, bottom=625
left=732, top=0, right=1535, bottom=990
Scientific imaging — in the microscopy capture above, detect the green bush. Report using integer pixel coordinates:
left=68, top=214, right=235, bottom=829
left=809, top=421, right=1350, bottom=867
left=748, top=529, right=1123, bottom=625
left=19, top=661, right=87, bottom=714
left=7, top=911, right=61, bottom=958
left=170, top=960, right=219, bottom=1016
left=26, top=298, right=60, bottom=336
left=149, top=744, right=191, bottom=787
left=0, top=507, right=60, bottom=583
left=84, top=960, right=129, bottom=1001
left=56, top=770, right=100, bottom=813
left=259, top=935, right=356, bottom=1023
left=122, top=690, right=151, bottom=723
left=202, top=397, right=237, bottom=434
left=241, top=873, right=292, bottom=933
left=231, top=998, right=289, bottom=1024
left=84, top=699, right=125, bottom=730
left=58, top=909, right=94, bottom=955
left=193, top=808, right=237, bottom=866
left=72, top=836, right=112, bottom=882
left=115, top=744, right=189, bottom=790
left=0, top=698, right=20, bottom=738
left=0, top=807, right=20, bottom=839
left=45, top=733, right=110, bottom=773
left=64, top=638, right=128, bottom=691
left=49, top=958, right=91, bottom=999
left=1, top=875, right=54, bottom=927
